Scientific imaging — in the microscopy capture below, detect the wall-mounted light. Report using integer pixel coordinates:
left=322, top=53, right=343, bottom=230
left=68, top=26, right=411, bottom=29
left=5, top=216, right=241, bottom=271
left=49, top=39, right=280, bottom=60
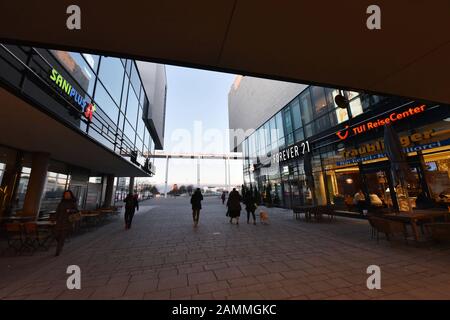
left=345, top=178, right=353, bottom=184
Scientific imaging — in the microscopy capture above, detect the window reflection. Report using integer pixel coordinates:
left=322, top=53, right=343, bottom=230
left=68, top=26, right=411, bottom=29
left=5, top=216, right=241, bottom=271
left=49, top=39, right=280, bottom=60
left=98, top=56, right=125, bottom=105
left=346, top=91, right=363, bottom=117
left=283, top=107, right=293, bottom=136
left=310, top=86, right=328, bottom=115
left=291, top=98, right=302, bottom=131
left=124, top=120, right=136, bottom=146
left=82, top=53, right=99, bottom=72
left=126, top=90, right=139, bottom=128
left=299, top=90, right=314, bottom=125
left=130, top=62, right=141, bottom=94
left=94, top=82, right=119, bottom=122
left=52, top=50, right=95, bottom=96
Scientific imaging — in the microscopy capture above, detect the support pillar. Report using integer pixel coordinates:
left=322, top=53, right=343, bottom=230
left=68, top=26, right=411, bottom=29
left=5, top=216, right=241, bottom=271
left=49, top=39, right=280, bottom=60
left=22, top=152, right=50, bottom=218
left=103, top=175, right=115, bottom=208
left=227, top=157, right=231, bottom=191
left=164, top=155, right=169, bottom=198
left=128, top=177, right=135, bottom=194
left=197, top=156, right=200, bottom=187
left=224, top=157, right=228, bottom=190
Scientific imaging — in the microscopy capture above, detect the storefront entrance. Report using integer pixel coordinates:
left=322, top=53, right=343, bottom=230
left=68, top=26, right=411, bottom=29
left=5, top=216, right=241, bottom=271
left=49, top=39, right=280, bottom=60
left=327, top=152, right=445, bottom=214
left=360, top=163, right=395, bottom=212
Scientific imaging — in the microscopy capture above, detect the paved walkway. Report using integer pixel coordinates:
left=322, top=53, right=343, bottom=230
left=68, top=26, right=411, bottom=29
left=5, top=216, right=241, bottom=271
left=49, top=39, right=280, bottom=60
left=1, top=197, right=450, bottom=300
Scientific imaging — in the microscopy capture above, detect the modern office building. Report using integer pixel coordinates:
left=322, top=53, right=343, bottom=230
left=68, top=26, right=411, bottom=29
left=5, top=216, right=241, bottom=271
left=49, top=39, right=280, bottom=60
left=229, top=76, right=450, bottom=213
left=0, top=44, right=167, bottom=218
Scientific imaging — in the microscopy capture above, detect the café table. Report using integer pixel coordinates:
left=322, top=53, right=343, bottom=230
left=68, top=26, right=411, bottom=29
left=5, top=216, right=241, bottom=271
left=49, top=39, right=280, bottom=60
left=0, top=216, right=35, bottom=223
left=384, top=211, right=450, bottom=241
left=292, top=205, right=316, bottom=220
left=35, top=220, right=57, bottom=227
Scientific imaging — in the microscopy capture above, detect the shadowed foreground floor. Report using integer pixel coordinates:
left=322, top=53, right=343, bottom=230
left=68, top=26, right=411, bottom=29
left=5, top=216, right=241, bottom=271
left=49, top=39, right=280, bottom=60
left=1, top=197, right=449, bottom=300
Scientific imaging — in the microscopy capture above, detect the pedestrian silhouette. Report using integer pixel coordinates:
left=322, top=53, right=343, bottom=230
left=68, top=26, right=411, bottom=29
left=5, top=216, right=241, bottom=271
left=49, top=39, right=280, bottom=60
left=227, top=188, right=242, bottom=224
left=244, top=191, right=257, bottom=225
left=221, top=191, right=226, bottom=205
left=55, top=190, right=78, bottom=256
left=190, top=188, right=203, bottom=227
left=124, top=193, right=139, bottom=229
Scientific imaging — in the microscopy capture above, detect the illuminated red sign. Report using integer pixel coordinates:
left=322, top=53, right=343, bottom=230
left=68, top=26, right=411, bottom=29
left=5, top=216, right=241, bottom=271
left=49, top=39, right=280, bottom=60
left=83, top=103, right=96, bottom=122
left=336, top=105, right=426, bottom=140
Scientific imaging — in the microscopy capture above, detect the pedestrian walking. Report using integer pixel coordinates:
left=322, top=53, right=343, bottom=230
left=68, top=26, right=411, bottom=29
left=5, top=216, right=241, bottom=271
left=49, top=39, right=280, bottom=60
left=227, top=188, right=242, bottom=224
left=124, top=193, right=139, bottom=229
left=54, top=190, right=78, bottom=256
left=244, top=191, right=257, bottom=225
left=221, top=191, right=226, bottom=205
left=191, top=188, right=203, bottom=227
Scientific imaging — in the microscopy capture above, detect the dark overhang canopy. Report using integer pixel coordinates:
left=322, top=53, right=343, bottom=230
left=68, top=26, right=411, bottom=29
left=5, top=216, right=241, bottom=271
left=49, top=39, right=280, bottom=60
left=1, top=1, right=450, bottom=104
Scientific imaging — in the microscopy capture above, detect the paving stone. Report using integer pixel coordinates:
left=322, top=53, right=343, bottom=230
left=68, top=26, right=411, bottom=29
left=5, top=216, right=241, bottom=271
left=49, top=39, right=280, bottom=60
left=157, top=275, right=188, bottom=290
left=125, top=279, right=158, bottom=295
left=143, top=290, right=171, bottom=300
left=188, top=271, right=217, bottom=285
left=214, top=267, right=244, bottom=281
left=90, top=282, right=128, bottom=299
left=171, top=286, right=198, bottom=299
left=196, top=280, right=228, bottom=294
left=1, top=197, right=449, bottom=300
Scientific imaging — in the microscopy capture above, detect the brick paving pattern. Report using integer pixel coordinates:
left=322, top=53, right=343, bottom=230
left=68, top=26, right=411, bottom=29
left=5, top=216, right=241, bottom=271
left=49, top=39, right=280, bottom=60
left=0, top=197, right=449, bottom=300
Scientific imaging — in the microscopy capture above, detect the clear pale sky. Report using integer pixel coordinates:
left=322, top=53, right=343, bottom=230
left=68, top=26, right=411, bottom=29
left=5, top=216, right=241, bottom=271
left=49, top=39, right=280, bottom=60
left=149, top=65, right=243, bottom=188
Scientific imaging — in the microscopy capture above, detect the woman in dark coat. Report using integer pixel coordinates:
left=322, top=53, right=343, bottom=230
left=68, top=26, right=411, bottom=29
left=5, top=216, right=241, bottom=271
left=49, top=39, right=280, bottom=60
left=227, top=188, right=242, bottom=224
left=124, top=193, right=139, bottom=230
left=244, top=192, right=257, bottom=225
left=55, top=190, right=78, bottom=256
left=190, top=188, right=203, bottom=227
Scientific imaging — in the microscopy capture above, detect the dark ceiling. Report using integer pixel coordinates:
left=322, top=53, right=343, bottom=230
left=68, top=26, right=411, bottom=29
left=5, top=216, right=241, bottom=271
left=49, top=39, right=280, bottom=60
left=1, top=1, right=450, bottom=104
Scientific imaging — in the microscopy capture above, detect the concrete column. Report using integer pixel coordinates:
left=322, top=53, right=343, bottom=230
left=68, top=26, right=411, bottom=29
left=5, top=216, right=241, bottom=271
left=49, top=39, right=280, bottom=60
left=227, top=157, right=231, bottom=191
left=197, top=156, right=200, bottom=187
left=22, top=152, right=50, bottom=218
left=224, top=157, right=228, bottom=190
left=128, top=177, right=135, bottom=194
left=103, top=175, right=115, bottom=208
left=164, top=156, right=169, bottom=198
left=0, top=151, right=23, bottom=217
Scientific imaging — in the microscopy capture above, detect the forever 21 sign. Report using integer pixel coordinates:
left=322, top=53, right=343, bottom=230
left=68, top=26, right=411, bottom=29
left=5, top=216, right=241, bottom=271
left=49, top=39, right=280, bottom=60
left=272, top=141, right=310, bottom=164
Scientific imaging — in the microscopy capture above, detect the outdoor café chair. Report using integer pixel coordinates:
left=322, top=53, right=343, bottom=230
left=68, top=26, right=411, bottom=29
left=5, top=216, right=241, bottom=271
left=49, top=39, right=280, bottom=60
left=23, top=222, right=53, bottom=251
left=5, top=222, right=25, bottom=253
left=368, top=216, right=408, bottom=243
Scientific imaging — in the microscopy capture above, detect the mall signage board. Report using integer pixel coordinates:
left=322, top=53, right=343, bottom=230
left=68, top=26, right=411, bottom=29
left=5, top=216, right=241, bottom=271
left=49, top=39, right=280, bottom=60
left=49, top=68, right=96, bottom=121
left=336, top=138, right=450, bottom=166
left=272, top=141, right=310, bottom=164
left=335, top=104, right=427, bottom=140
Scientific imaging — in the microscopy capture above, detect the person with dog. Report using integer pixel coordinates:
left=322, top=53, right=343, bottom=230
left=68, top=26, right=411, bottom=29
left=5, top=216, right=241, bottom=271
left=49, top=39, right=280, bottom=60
left=227, top=188, right=242, bottom=224
left=244, top=191, right=257, bottom=225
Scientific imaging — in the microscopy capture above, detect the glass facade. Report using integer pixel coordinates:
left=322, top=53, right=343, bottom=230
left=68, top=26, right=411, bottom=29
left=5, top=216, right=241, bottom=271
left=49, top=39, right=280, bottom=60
left=242, top=85, right=450, bottom=213
left=51, top=49, right=156, bottom=164
left=0, top=44, right=163, bottom=216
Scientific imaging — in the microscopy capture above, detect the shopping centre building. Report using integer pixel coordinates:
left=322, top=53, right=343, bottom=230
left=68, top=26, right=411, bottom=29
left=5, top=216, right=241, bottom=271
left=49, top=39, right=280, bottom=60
left=0, top=44, right=166, bottom=218
left=229, top=76, right=450, bottom=213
